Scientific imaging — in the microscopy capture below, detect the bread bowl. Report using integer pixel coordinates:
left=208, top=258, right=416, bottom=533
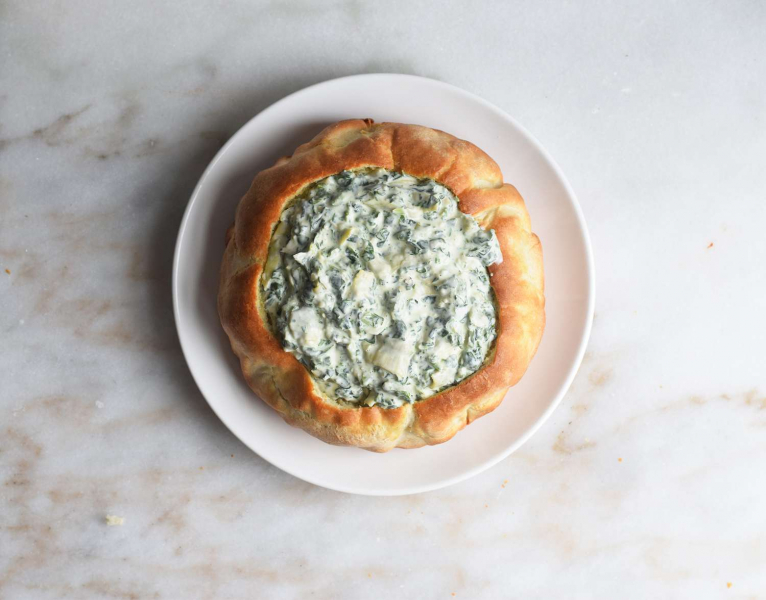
left=218, top=119, right=545, bottom=452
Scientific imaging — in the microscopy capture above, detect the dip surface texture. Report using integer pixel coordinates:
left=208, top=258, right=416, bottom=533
left=262, top=168, right=502, bottom=408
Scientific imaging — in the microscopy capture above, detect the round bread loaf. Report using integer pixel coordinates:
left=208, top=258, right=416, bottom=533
left=218, top=120, right=545, bottom=452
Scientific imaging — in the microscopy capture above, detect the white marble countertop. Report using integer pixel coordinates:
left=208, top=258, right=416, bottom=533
left=2, top=1, right=765, bottom=598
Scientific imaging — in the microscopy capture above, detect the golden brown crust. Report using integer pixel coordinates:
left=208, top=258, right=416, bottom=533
left=218, top=120, right=545, bottom=452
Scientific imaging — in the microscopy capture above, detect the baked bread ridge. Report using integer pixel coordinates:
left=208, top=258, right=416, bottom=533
left=218, top=119, right=545, bottom=452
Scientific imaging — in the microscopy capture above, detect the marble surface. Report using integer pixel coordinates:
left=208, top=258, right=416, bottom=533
left=1, top=1, right=765, bottom=597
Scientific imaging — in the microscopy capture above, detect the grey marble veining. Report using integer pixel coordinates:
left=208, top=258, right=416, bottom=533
left=2, top=0, right=766, bottom=598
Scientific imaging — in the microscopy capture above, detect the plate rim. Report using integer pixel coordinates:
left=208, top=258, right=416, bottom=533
left=172, top=73, right=596, bottom=496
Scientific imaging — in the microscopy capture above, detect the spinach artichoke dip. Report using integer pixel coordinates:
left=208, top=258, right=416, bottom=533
left=261, top=168, right=503, bottom=409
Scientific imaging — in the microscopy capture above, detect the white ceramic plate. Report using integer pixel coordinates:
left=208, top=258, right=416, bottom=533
left=173, top=74, right=594, bottom=496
